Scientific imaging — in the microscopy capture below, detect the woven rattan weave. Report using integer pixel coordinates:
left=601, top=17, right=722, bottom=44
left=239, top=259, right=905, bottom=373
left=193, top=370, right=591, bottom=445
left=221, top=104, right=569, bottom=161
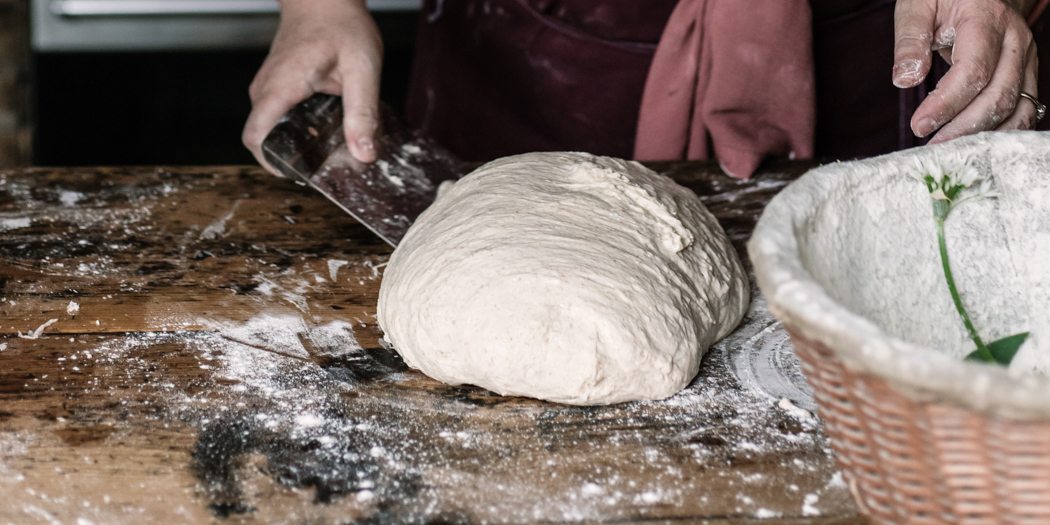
left=792, top=331, right=1050, bottom=524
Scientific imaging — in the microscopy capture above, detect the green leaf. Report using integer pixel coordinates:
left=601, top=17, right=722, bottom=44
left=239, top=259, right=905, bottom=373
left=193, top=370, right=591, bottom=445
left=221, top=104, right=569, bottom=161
left=965, top=349, right=992, bottom=362
left=945, top=183, right=965, bottom=201
left=965, top=332, right=1030, bottom=365
left=988, top=332, right=1030, bottom=365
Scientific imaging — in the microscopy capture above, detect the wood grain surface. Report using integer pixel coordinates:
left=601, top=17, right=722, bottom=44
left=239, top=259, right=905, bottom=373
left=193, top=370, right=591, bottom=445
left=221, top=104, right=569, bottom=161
left=0, top=163, right=868, bottom=524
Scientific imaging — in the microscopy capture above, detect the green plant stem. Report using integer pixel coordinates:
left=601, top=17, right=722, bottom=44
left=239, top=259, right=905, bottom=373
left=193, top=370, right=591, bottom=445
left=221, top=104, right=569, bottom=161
left=937, top=218, right=993, bottom=361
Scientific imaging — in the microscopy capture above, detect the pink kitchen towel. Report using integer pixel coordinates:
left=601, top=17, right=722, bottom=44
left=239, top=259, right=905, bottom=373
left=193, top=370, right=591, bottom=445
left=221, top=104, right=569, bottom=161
left=634, top=0, right=815, bottom=178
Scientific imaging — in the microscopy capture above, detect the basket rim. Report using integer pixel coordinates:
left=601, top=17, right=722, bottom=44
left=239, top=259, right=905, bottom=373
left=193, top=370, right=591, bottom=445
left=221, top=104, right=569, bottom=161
left=747, top=131, right=1050, bottom=420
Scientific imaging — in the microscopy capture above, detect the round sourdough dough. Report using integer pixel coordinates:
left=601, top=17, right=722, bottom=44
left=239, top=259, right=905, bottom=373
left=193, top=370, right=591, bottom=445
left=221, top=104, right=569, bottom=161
left=377, top=152, right=749, bottom=405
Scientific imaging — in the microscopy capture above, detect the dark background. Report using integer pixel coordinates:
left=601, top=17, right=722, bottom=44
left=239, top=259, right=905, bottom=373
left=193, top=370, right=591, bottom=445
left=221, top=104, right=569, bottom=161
left=33, top=12, right=418, bottom=167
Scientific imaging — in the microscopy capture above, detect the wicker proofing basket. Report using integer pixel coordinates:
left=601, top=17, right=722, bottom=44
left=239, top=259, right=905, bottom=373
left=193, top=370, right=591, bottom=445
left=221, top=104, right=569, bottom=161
left=748, top=131, right=1050, bottom=525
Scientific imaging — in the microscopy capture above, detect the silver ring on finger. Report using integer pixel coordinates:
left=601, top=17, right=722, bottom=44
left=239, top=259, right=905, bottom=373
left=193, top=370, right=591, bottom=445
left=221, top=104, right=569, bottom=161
left=1020, top=91, right=1046, bottom=125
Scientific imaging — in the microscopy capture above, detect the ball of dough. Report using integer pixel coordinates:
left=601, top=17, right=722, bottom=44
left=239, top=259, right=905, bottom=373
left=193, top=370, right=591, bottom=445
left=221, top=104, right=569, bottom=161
left=377, top=152, right=749, bottom=405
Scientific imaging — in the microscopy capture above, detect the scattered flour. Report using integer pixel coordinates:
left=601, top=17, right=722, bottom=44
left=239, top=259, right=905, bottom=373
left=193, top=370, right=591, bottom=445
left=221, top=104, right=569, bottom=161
left=803, top=493, right=820, bottom=516
left=59, top=190, right=84, bottom=207
left=0, top=217, right=30, bottom=231
left=199, top=200, right=242, bottom=241
left=0, top=166, right=853, bottom=522
left=778, top=398, right=814, bottom=422
left=327, top=259, right=348, bottom=281
left=18, top=319, right=58, bottom=339
left=55, top=307, right=848, bottom=522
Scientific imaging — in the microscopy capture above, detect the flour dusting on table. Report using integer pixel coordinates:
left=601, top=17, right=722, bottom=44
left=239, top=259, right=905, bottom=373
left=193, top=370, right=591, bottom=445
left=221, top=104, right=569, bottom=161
left=60, top=286, right=850, bottom=522
left=0, top=164, right=853, bottom=523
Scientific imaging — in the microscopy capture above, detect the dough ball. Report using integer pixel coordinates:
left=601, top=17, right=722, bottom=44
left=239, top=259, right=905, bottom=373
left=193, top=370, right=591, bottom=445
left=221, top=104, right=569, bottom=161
left=377, top=152, right=749, bottom=405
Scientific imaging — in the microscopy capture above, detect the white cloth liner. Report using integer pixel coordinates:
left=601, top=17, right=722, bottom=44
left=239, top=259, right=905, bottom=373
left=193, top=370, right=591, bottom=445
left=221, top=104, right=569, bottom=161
left=749, top=131, right=1050, bottom=419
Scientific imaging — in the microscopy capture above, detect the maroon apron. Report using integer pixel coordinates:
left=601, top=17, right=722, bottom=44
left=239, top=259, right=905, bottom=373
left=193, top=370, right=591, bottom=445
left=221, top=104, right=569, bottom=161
left=406, top=0, right=1048, bottom=163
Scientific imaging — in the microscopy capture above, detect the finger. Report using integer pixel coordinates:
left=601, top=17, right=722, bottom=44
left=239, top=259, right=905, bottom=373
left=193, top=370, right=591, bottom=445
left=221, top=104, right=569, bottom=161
left=893, top=0, right=936, bottom=88
left=928, top=23, right=1028, bottom=142
left=911, top=16, right=1006, bottom=138
left=340, top=52, right=382, bottom=163
left=996, top=43, right=1040, bottom=130
left=931, top=24, right=956, bottom=65
left=243, top=75, right=314, bottom=175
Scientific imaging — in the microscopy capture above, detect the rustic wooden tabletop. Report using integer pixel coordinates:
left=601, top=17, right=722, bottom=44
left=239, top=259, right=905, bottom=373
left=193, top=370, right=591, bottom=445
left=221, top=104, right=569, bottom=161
left=0, top=162, right=868, bottom=524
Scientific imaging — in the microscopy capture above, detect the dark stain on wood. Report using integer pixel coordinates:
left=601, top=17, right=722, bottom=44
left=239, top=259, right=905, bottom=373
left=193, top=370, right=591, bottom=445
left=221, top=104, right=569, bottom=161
left=192, top=406, right=425, bottom=517
left=135, top=260, right=179, bottom=276
left=54, top=424, right=116, bottom=446
left=436, top=384, right=507, bottom=407
left=191, top=415, right=263, bottom=515
left=220, top=282, right=261, bottom=295
left=314, top=346, right=408, bottom=382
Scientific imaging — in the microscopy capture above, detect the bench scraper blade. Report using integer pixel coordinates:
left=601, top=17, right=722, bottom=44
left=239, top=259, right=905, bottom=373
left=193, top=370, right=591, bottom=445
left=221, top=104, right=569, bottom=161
left=261, top=94, right=467, bottom=246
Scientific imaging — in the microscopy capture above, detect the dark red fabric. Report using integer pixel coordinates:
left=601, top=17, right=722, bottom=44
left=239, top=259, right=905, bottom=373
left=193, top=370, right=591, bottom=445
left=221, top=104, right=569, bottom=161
left=405, top=0, right=1049, bottom=163
left=812, top=0, right=905, bottom=158
left=405, top=0, right=676, bottom=162
left=518, top=0, right=677, bottom=42
left=1034, top=11, right=1050, bottom=133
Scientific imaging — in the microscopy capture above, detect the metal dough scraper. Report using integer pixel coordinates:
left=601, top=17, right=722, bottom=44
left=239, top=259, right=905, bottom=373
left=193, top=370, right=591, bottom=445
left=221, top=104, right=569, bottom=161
left=261, top=94, right=467, bottom=246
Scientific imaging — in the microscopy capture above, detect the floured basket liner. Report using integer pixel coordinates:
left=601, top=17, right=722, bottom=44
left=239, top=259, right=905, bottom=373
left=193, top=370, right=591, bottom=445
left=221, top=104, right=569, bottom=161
left=748, top=131, right=1050, bottom=524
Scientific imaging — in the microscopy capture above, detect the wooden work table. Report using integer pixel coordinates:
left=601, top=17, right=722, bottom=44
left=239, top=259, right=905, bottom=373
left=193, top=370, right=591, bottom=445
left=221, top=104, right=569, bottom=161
left=0, top=163, right=868, bottom=524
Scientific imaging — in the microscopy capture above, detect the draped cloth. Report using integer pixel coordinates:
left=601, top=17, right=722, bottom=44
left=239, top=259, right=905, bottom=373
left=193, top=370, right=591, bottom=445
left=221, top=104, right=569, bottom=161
left=634, top=0, right=816, bottom=178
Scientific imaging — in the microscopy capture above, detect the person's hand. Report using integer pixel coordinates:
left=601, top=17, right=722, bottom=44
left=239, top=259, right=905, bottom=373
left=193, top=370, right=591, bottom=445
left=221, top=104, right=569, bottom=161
left=893, top=0, right=1040, bottom=144
left=243, top=0, right=383, bottom=174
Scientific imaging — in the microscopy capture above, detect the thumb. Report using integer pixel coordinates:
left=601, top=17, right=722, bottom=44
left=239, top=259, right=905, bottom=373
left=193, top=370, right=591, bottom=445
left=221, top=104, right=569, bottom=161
left=893, top=0, right=936, bottom=88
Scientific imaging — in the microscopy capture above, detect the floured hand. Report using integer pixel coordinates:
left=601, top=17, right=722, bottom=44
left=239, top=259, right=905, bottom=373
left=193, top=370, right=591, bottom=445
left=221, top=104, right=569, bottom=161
left=243, top=0, right=382, bottom=175
left=893, top=0, right=1040, bottom=143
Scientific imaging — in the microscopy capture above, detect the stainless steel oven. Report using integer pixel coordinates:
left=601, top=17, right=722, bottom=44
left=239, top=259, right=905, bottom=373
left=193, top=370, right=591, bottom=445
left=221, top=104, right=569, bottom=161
left=30, top=0, right=420, bottom=166
left=32, top=0, right=419, bottom=51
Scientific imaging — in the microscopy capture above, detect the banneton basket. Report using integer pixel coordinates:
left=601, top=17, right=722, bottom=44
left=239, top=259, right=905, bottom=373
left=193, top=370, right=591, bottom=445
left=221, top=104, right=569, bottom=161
left=748, top=131, right=1050, bottom=524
